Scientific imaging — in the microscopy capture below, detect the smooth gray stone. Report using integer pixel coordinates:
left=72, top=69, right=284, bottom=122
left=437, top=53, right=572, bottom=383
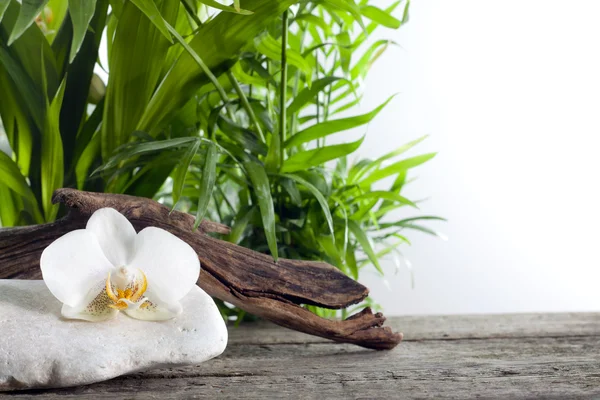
left=0, top=280, right=227, bottom=391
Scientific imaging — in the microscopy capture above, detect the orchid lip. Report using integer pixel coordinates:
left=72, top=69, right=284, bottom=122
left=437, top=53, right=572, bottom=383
left=105, top=268, right=152, bottom=311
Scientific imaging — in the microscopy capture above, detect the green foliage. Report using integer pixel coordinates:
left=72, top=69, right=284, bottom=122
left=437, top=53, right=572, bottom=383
left=0, top=0, right=442, bottom=321
left=67, top=0, right=97, bottom=63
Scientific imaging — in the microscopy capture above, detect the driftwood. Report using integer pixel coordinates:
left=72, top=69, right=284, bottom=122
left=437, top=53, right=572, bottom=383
left=0, top=188, right=402, bottom=350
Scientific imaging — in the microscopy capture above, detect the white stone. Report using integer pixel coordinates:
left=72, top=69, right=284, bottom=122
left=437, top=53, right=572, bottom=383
left=0, top=280, right=228, bottom=391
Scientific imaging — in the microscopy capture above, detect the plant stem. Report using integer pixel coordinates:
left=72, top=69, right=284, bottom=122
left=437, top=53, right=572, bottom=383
left=324, top=53, right=338, bottom=122
left=290, top=23, right=308, bottom=135
left=279, top=9, right=289, bottom=166
left=315, top=52, right=320, bottom=125
left=226, top=70, right=266, bottom=143
left=166, top=24, right=235, bottom=121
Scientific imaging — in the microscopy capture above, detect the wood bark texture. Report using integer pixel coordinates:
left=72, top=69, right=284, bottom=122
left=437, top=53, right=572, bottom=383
left=0, top=188, right=402, bottom=350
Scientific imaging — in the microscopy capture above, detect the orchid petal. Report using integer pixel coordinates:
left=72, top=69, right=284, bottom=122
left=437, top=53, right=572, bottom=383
left=86, top=208, right=137, bottom=267
left=60, top=279, right=119, bottom=322
left=129, top=227, right=200, bottom=304
left=41, top=230, right=113, bottom=307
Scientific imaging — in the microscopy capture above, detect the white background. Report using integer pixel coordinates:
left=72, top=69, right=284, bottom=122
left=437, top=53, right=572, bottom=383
left=357, top=0, right=600, bottom=315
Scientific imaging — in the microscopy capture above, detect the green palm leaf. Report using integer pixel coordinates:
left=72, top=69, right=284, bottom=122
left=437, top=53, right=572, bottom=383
left=68, top=0, right=97, bottom=62
left=285, top=95, right=394, bottom=148
left=245, top=160, right=278, bottom=261
left=7, top=0, right=49, bottom=44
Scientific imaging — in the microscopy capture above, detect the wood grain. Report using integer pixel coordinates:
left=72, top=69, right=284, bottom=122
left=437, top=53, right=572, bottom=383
left=3, top=313, right=599, bottom=399
left=0, top=189, right=401, bottom=350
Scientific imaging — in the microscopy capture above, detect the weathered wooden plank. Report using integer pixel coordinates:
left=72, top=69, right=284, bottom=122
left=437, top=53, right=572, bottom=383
left=5, top=336, right=600, bottom=399
left=228, top=312, right=600, bottom=344
left=3, top=314, right=600, bottom=399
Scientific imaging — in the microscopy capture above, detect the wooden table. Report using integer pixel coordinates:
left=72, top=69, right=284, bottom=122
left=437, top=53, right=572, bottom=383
left=3, top=313, right=600, bottom=399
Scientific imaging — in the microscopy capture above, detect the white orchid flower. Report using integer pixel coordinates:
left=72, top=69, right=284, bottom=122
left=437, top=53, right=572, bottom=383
left=40, top=208, right=200, bottom=322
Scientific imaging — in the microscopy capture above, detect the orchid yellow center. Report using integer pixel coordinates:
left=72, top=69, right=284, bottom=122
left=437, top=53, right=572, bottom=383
left=105, top=268, right=151, bottom=311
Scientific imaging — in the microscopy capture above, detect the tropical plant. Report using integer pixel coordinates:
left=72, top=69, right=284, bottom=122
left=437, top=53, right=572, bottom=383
left=0, top=0, right=443, bottom=319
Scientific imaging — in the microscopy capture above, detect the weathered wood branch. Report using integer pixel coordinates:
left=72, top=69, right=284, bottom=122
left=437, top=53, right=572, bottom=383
left=0, top=189, right=402, bottom=350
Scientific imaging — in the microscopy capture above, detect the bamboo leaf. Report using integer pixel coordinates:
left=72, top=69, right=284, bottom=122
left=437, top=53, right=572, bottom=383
left=280, top=173, right=334, bottom=239
left=264, top=121, right=281, bottom=171
left=350, top=39, right=395, bottom=80
left=360, top=5, right=401, bottom=29
left=245, top=160, right=278, bottom=260
left=0, top=173, right=42, bottom=225
left=287, top=76, right=349, bottom=115
left=389, top=169, right=407, bottom=192
left=217, top=116, right=267, bottom=156
left=294, top=13, right=331, bottom=35
left=194, top=142, right=218, bottom=230
left=354, top=1, right=403, bottom=48
left=227, top=70, right=266, bottom=142
left=0, top=151, right=37, bottom=200
left=68, top=0, right=97, bottom=62
left=75, top=132, right=100, bottom=189
left=72, top=99, right=103, bottom=189
left=0, top=1, right=59, bottom=127
left=345, top=245, right=358, bottom=279
left=331, top=194, right=349, bottom=253
left=172, top=138, right=200, bottom=206
left=349, top=135, right=427, bottom=183
left=165, top=19, right=234, bottom=108
left=0, top=185, right=18, bottom=227
left=138, top=0, right=299, bottom=132
left=285, top=95, right=394, bottom=148
left=40, top=76, right=66, bottom=222
left=102, top=0, right=179, bottom=159
left=282, top=136, right=364, bottom=173
left=0, top=61, right=35, bottom=176
left=227, top=206, right=256, bottom=244
left=336, top=31, right=351, bottom=73
left=350, top=198, right=377, bottom=222
left=360, top=153, right=436, bottom=187
left=97, top=137, right=197, bottom=173
left=178, top=0, right=202, bottom=30
left=0, top=47, right=44, bottom=128
left=317, top=234, right=343, bottom=268
left=71, top=98, right=104, bottom=169
left=374, top=135, right=428, bottom=166
left=0, top=0, right=10, bottom=22
left=44, top=0, right=69, bottom=39
left=255, top=33, right=312, bottom=82
left=198, top=0, right=252, bottom=15
left=402, top=0, right=410, bottom=24
left=348, top=219, right=383, bottom=275
left=58, top=0, right=107, bottom=171
left=322, top=0, right=365, bottom=31
left=129, top=0, right=173, bottom=43
left=379, top=216, right=447, bottom=230
left=9, top=2, right=58, bottom=97
left=121, top=152, right=179, bottom=197
left=351, top=191, right=417, bottom=208
left=280, top=177, right=302, bottom=206
left=7, top=0, right=50, bottom=45
left=395, top=223, right=446, bottom=239
left=231, top=61, right=269, bottom=87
